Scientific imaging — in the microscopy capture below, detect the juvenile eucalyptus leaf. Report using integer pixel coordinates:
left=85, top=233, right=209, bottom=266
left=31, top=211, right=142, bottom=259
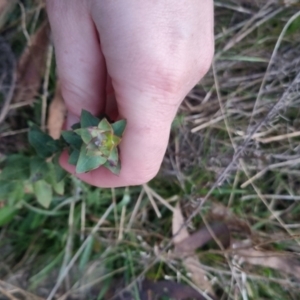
left=47, top=138, right=64, bottom=153
left=61, top=130, right=82, bottom=150
left=68, top=149, right=80, bottom=165
left=80, top=110, right=99, bottom=128
left=30, top=157, right=49, bottom=182
left=106, top=147, right=119, bottom=166
left=74, top=128, right=93, bottom=144
left=28, top=125, right=56, bottom=158
left=112, top=119, right=127, bottom=137
left=103, top=158, right=121, bottom=175
left=28, top=110, right=126, bottom=176
left=47, top=163, right=65, bottom=195
left=103, top=147, right=121, bottom=174
left=98, top=118, right=112, bottom=131
left=33, top=179, right=53, bottom=208
left=76, top=145, right=107, bottom=173
left=71, top=122, right=81, bottom=130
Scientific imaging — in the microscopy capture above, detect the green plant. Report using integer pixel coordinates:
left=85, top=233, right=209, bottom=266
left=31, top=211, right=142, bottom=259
left=0, top=110, right=126, bottom=212
left=29, top=110, right=127, bottom=174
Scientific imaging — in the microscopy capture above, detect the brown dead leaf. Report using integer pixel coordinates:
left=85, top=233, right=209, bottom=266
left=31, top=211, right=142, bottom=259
left=47, top=82, right=66, bottom=139
left=172, top=203, right=216, bottom=298
left=14, top=21, right=50, bottom=104
left=175, top=223, right=230, bottom=255
left=172, top=202, right=190, bottom=244
left=233, top=245, right=300, bottom=280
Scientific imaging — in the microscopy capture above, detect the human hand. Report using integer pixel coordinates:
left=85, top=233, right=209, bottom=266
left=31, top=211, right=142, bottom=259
left=46, top=0, right=214, bottom=187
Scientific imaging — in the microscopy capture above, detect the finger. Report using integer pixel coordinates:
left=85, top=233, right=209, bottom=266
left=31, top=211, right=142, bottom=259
left=46, top=0, right=106, bottom=120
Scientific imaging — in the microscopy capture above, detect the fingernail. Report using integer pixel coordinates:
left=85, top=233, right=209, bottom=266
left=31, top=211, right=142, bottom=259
left=66, top=112, right=80, bottom=129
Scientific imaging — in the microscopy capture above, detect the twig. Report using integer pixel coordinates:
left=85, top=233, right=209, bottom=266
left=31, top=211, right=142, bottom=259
left=41, top=44, right=53, bottom=130
left=241, top=157, right=300, bottom=188
left=242, top=194, right=300, bottom=201
left=127, top=189, right=144, bottom=230
left=191, top=115, right=225, bottom=132
left=0, top=128, right=28, bottom=137
left=143, top=184, right=161, bottom=218
left=145, top=184, right=175, bottom=213
left=0, top=286, right=18, bottom=300
left=257, top=130, right=300, bottom=143
left=18, top=1, right=31, bottom=46
left=249, top=10, right=300, bottom=125
left=224, top=7, right=284, bottom=51
left=240, top=161, right=300, bottom=246
left=118, top=205, right=126, bottom=240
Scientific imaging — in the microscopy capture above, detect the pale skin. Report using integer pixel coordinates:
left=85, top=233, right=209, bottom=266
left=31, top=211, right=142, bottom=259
left=46, top=0, right=214, bottom=187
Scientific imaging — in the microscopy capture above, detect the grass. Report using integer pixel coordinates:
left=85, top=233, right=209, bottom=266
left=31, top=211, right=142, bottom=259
left=1, top=1, right=300, bottom=299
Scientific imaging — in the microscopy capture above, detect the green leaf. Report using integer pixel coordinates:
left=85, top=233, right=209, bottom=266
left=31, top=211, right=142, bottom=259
left=80, top=110, right=99, bottom=128
left=98, top=118, right=112, bottom=131
left=76, top=145, right=107, bottom=173
left=0, top=206, right=17, bottom=227
left=0, top=155, right=30, bottom=181
left=46, top=139, right=64, bottom=153
left=79, top=236, right=94, bottom=271
left=0, top=181, right=15, bottom=198
left=52, top=179, right=65, bottom=195
left=28, top=125, right=56, bottom=158
left=103, top=148, right=121, bottom=175
left=46, top=163, right=65, bottom=195
left=103, top=159, right=121, bottom=175
left=33, top=180, right=53, bottom=208
left=74, top=128, right=93, bottom=144
left=106, top=147, right=119, bottom=165
left=112, top=119, right=127, bottom=137
left=71, top=122, right=81, bottom=130
left=0, top=180, right=24, bottom=203
left=52, top=155, right=68, bottom=182
left=7, top=181, right=24, bottom=206
left=68, top=149, right=80, bottom=165
left=30, top=157, right=49, bottom=182
left=61, top=130, right=82, bottom=150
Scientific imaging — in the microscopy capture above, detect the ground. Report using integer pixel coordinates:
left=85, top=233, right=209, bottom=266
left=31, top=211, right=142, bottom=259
left=0, top=1, right=300, bottom=299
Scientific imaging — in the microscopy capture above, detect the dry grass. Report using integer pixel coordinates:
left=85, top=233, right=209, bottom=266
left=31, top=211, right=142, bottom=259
left=1, top=1, right=300, bottom=299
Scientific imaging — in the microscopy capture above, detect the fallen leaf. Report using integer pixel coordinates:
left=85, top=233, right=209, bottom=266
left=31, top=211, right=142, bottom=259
left=233, top=244, right=300, bottom=280
left=175, top=223, right=230, bottom=255
left=47, top=82, right=66, bottom=139
left=14, top=21, right=50, bottom=104
left=172, top=202, right=190, bottom=244
left=172, top=203, right=216, bottom=298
